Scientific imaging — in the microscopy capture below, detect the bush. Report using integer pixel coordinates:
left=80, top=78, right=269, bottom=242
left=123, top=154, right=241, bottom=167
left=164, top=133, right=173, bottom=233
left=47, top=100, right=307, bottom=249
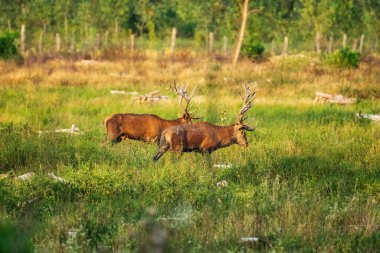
left=0, top=32, right=19, bottom=60
left=241, top=39, right=265, bottom=59
left=328, top=47, right=359, bottom=68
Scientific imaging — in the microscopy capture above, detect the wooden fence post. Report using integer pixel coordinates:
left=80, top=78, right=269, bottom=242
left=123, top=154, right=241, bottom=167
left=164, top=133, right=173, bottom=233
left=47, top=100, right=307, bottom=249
left=20, top=24, right=25, bottom=54
left=96, top=33, right=101, bottom=50
left=104, top=30, right=109, bottom=49
left=70, top=33, right=75, bottom=52
left=359, top=34, right=364, bottom=54
left=55, top=33, right=61, bottom=53
left=328, top=36, right=333, bottom=53
left=64, top=17, right=68, bottom=44
left=38, top=30, right=43, bottom=53
left=8, top=18, right=11, bottom=31
left=130, top=34, right=135, bottom=53
left=170, top=27, right=176, bottom=54
left=342, top=33, right=347, bottom=48
left=209, top=32, right=214, bottom=54
left=115, top=18, right=119, bottom=39
left=316, top=32, right=322, bottom=53
left=282, top=36, right=288, bottom=55
left=223, top=36, right=227, bottom=55
left=123, top=40, right=126, bottom=51
left=351, top=39, right=357, bottom=51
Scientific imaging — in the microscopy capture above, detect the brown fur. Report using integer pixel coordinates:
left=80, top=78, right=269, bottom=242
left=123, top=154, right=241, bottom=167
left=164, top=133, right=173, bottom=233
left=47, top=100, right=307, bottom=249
left=153, top=122, right=254, bottom=160
left=103, top=113, right=190, bottom=144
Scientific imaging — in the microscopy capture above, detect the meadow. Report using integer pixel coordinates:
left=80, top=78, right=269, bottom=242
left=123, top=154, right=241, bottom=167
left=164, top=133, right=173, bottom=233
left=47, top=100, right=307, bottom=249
left=0, top=52, right=379, bottom=252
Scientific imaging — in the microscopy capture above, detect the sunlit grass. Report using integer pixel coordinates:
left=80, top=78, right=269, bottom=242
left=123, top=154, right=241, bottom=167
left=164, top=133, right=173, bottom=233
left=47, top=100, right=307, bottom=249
left=0, top=55, right=379, bottom=252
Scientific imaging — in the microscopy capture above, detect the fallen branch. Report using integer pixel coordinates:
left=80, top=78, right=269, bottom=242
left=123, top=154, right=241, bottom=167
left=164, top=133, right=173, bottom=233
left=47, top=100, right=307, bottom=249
left=48, top=172, right=66, bottom=183
left=356, top=112, right=380, bottom=122
left=16, top=172, right=35, bottom=181
left=241, top=237, right=259, bottom=242
left=216, top=180, right=228, bottom=188
left=110, top=90, right=139, bottom=95
left=213, top=164, right=232, bottom=169
left=135, top=90, right=169, bottom=103
left=38, top=124, right=83, bottom=135
left=314, top=92, right=356, bottom=105
left=13, top=172, right=66, bottom=183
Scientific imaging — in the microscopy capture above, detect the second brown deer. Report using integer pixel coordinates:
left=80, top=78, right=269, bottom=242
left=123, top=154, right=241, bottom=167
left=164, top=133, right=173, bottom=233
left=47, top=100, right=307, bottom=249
left=103, top=84, right=200, bottom=144
left=153, top=82, right=256, bottom=161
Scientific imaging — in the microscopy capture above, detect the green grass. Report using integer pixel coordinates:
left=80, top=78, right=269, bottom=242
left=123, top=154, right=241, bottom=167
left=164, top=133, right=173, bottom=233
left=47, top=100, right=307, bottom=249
left=1, top=73, right=380, bottom=252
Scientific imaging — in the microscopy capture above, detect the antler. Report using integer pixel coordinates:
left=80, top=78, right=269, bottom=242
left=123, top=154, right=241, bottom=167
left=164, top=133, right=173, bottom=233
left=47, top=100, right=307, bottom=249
left=237, top=81, right=256, bottom=129
left=171, top=82, right=200, bottom=119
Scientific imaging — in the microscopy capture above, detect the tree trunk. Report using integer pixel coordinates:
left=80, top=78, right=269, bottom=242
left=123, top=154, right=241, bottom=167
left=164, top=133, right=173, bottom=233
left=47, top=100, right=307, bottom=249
left=170, top=28, right=176, bottom=54
left=104, top=30, right=109, bottom=49
left=232, top=0, right=249, bottom=66
left=342, top=33, right=347, bottom=48
left=55, top=33, right=61, bottom=53
left=130, top=34, right=135, bottom=54
left=271, top=40, right=275, bottom=56
left=223, top=36, right=228, bottom=55
left=39, top=30, right=43, bottom=53
left=64, top=17, right=68, bottom=45
left=328, top=36, right=333, bottom=53
left=359, top=34, right=364, bottom=54
left=351, top=39, right=357, bottom=51
left=316, top=32, right=322, bottom=54
left=282, top=36, right=288, bottom=55
left=115, top=18, right=119, bottom=39
left=21, top=24, right=25, bottom=54
left=96, top=33, right=101, bottom=50
left=8, top=18, right=11, bottom=31
left=209, top=32, right=214, bottom=54
left=70, top=33, right=76, bottom=52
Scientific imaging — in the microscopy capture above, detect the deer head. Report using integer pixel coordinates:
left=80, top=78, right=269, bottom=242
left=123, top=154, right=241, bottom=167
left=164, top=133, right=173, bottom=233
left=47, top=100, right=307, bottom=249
left=233, top=82, right=256, bottom=147
left=172, top=83, right=201, bottom=123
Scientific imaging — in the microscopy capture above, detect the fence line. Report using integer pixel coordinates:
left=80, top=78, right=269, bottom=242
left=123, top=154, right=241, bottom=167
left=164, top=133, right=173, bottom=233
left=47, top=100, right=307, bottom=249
left=6, top=25, right=376, bottom=57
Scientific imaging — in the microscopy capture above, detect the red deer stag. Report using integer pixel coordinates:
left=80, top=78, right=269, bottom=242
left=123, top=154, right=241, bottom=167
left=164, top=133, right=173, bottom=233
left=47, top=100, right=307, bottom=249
left=103, top=84, right=200, bottom=144
left=153, top=82, right=256, bottom=161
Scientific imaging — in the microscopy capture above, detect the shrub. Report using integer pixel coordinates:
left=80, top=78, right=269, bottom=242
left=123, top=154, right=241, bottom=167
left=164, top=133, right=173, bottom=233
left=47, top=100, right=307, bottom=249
left=241, top=39, right=265, bottom=59
left=328, top=47, right=359, bottom=68
left=0, top=32, right=19, bottom=60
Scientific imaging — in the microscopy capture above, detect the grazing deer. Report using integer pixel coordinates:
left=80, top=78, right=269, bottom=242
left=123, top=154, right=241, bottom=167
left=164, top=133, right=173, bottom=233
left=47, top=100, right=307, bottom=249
left=103, top=84, right=200, bottom=144
left=153, top=82, right=256, bottom=161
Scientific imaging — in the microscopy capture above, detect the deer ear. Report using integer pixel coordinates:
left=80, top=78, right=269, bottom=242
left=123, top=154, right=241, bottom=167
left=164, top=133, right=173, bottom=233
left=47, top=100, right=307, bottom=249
left=178, top=112, right=183, bottom=118
left=243, top=125, right=256, bottom=131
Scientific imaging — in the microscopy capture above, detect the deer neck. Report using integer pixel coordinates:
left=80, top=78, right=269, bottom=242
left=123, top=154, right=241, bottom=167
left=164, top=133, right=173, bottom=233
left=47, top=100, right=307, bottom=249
left=217, top=125, right=236, bottom=148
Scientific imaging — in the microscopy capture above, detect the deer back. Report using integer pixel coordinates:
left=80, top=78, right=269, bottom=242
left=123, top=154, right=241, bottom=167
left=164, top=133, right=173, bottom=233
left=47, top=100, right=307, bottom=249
left=105, top=113, right=183, bottom=142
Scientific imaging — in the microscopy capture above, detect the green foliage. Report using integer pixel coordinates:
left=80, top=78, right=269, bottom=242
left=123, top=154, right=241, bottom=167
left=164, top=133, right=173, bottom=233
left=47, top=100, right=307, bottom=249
left=241, top=39, right=265, bottom=59
left=0, top=61, right=379, bottom=251
left=328, top=47, right=360, bottom=68
left=0, top=32, right=19, bottom=60
left=0, top=0, right=379, bottom=52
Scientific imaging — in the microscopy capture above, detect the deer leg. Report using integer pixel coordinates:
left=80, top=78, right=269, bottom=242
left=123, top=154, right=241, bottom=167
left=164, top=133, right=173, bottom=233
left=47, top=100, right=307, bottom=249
left=153, top=145, right=169, bottom=161
left=170, top=138, right=184, bottom=159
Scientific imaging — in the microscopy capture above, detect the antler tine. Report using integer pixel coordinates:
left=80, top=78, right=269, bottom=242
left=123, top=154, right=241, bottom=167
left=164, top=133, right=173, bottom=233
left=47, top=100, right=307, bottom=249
left=237, top=82, right=257, bottom=123
left=171, top=82, right=186, bottom=108
left=171, top=82, right=199, bottom=114
left=189, top=100, right=201, bottom=114
left=189, top=85, right=197, bottom=99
